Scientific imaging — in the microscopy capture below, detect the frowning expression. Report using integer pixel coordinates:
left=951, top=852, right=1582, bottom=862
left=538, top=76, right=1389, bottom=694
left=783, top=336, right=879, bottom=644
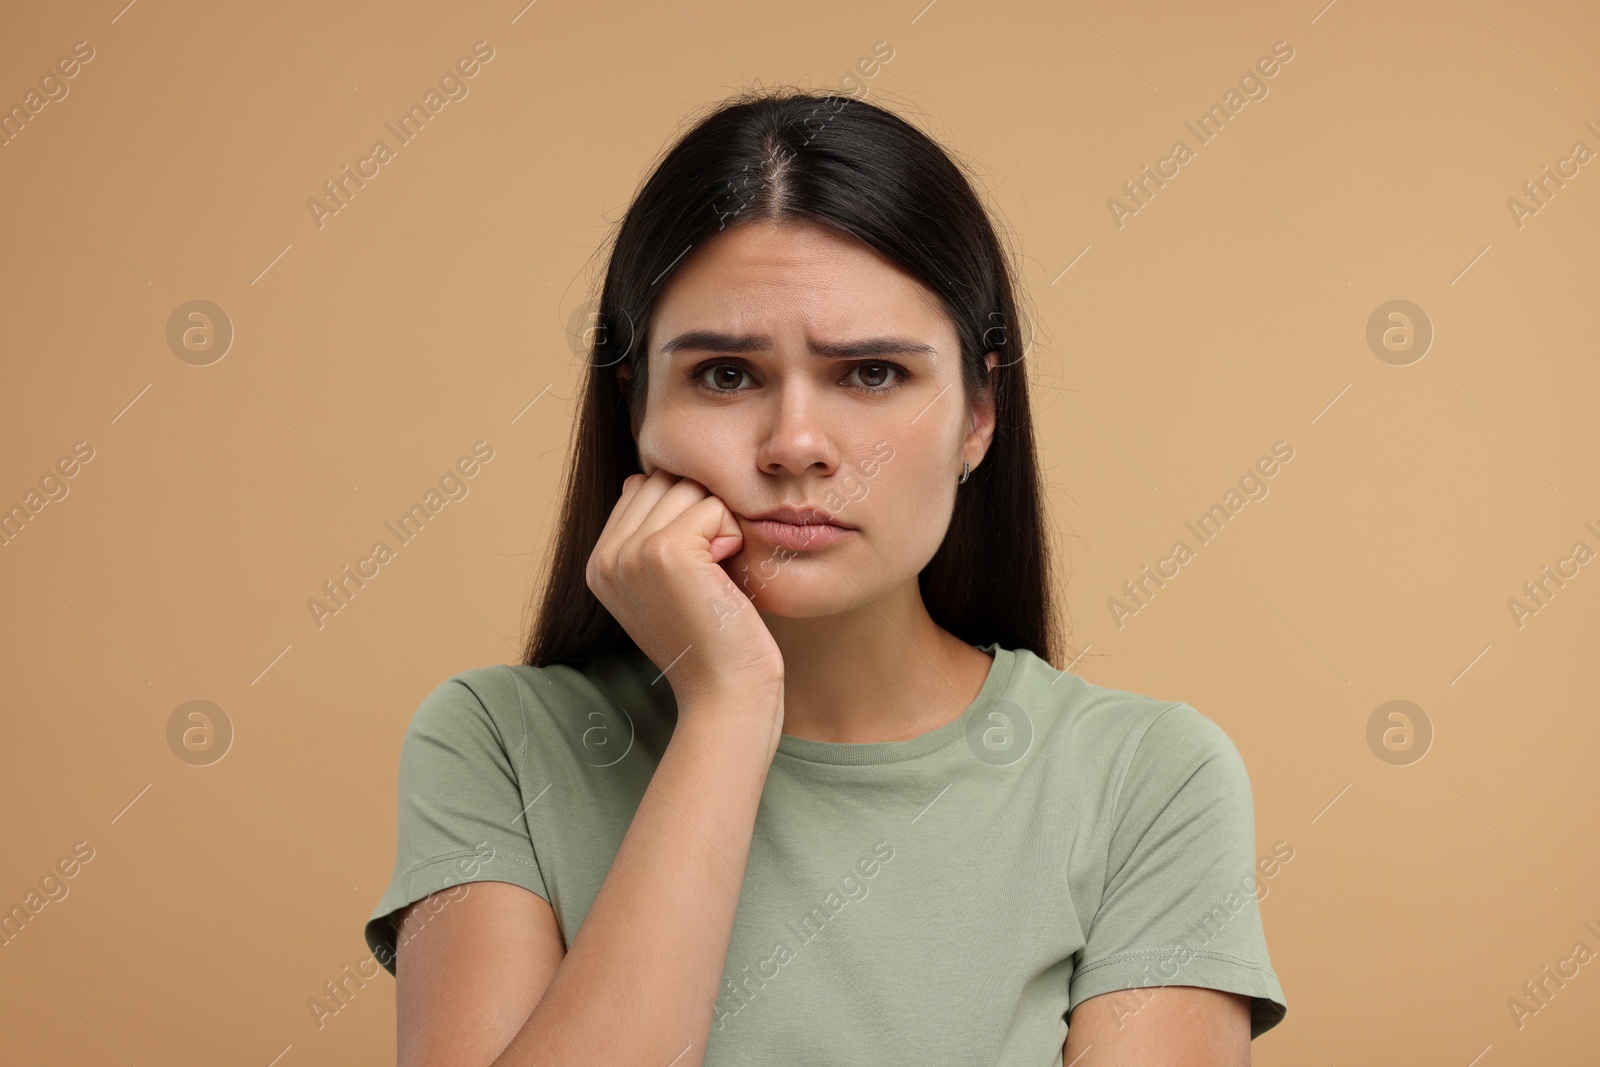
left=629, top=217, right=996, bottom=617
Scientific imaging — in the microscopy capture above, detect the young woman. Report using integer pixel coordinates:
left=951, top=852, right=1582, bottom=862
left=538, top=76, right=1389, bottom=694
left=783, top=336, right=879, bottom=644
left=364, top=87, right=1287, bottom=1066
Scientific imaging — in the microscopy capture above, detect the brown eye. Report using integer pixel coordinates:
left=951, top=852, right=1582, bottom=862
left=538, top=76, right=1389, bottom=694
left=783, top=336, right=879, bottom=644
left=688, top=359, right=911, bottom=397
left=855, top=362, right=892, bottom=389
left=692, top=363, right=753, bottom=392
left=846, top=361, right=907, bottom=394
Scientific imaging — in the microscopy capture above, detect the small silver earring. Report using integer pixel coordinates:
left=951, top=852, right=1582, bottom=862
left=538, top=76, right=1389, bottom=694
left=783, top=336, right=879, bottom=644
left=959, top=460, right=970, bottom=485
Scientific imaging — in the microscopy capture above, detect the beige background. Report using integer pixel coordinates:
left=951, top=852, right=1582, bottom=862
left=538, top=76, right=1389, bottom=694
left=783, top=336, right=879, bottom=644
left=2, top=0, right=1597, bottom=1063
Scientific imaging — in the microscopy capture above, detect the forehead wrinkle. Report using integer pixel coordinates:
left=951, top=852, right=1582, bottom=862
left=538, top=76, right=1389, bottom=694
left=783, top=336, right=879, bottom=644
left=656, top=328, right=939, bottom=363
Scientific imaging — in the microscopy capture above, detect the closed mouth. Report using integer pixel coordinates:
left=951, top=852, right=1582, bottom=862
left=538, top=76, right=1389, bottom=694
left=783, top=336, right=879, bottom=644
left=742, top=506, right=857, bottom=529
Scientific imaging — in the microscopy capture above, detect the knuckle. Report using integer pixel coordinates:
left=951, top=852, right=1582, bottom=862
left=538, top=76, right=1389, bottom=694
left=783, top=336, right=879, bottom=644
left=585, top=547, right=615, bottom=591
left=640, top=531, right=674, bottom=566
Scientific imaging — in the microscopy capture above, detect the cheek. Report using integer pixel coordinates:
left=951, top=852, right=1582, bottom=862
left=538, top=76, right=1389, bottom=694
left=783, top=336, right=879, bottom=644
left=636, top=415, right=733, bottom=482
left=634, top=412, right=684, bottom=474
left=855, top=443, right=953, bottom=530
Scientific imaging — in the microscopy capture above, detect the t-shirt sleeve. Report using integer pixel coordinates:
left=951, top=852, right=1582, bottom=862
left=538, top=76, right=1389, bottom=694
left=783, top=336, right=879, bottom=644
left=1068, top=702, right=1288, bottom=1039
left=363, top=672, right=552, bottom=976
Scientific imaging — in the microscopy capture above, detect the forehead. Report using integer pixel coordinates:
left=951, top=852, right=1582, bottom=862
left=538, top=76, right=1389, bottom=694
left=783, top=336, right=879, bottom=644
left=648, top=218, right=954, bottom=349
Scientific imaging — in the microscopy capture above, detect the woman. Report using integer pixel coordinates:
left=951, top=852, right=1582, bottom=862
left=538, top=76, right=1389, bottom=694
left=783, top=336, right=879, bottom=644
left=364, top=87, right=1288, bottom=1066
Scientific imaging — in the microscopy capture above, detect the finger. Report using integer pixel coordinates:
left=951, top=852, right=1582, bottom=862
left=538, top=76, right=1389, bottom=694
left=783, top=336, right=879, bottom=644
left=629, top=476, right=717, bottom=541
left=668, top=494, right=744, bottom=563
left=707, top=532, right=743, bottom=563
left=611, top=467, right=694, bottom=534
left=594, top=470, right=652, bottom=549
left=609, top=468, right=678, bottom=541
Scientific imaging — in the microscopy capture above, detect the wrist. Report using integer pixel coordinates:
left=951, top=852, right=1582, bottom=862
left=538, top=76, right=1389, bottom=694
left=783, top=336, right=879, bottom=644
left=670, top=689, right=785, bottom=753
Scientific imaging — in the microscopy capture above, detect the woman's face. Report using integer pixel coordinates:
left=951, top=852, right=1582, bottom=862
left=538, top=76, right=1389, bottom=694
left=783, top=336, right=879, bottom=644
left=627, top=217, right=997, bottom=618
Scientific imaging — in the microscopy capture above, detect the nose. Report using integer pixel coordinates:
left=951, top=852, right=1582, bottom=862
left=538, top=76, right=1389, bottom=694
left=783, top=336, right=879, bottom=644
left=754, top=377, right=839, bottom=479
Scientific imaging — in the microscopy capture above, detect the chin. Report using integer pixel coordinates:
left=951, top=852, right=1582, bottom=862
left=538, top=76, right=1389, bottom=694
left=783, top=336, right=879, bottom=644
left=721, top=557, right=868, bottom=618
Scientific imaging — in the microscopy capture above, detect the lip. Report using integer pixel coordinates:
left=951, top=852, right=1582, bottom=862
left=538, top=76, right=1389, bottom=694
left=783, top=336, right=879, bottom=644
left=745, top=519, right=855, bottom=551
left=744, top=506, right=858, bottom=529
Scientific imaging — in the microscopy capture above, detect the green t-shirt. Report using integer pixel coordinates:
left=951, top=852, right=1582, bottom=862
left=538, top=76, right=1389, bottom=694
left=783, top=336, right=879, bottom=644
left=365, top=642, right=1288, bottom=1062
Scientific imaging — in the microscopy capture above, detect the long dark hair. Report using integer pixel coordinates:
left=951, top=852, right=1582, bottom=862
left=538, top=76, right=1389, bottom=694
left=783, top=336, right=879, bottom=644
left=522, top=86, right=1069, bottom=671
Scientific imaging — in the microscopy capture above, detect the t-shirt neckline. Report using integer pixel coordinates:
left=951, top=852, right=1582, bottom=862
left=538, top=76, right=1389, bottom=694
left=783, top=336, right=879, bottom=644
left=773, top=643, right=1015, bottom=766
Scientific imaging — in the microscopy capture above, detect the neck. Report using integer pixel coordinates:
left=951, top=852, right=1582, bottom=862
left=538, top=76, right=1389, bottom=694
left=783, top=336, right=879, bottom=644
left=761, top=583, right=992, bottom=744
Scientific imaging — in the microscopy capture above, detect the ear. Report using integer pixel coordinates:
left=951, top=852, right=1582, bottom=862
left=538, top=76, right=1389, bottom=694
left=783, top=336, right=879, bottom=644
left=615, top=362, right=641, bottom=437
left=615, top=363, right=650, bottom=472
left=962, top=351, right=1000, bottom=473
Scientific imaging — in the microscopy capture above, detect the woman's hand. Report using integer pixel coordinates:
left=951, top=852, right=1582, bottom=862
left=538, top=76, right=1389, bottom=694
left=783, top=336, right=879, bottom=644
left=585, top=469, right=786, bottom=711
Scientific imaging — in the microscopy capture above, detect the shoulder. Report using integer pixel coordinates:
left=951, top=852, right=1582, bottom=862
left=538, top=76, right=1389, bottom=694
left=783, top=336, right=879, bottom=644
left=401, top=647, right=676, bottom=764
left=414, top=648, right=654, bottom=718
left=1006, top=650, right=1248, bottom=801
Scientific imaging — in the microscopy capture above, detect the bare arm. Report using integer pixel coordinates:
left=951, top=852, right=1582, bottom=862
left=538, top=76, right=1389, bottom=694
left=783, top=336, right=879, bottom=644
left=1063, top=986, right=1252, bottom=1066
left=392, top=469, right=787, bottom=1065
left=394, top=882, right=565, bottom=1067
left=396, top=694, right=782, bottom=1067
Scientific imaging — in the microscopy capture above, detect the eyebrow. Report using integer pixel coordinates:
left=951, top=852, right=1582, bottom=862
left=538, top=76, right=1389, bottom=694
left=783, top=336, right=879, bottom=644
left=658, top=330, right=938, bottom=360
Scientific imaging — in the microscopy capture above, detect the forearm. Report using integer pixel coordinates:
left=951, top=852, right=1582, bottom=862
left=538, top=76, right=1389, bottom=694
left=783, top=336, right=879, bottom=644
left=492, top=697, right=781, bottom=1067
